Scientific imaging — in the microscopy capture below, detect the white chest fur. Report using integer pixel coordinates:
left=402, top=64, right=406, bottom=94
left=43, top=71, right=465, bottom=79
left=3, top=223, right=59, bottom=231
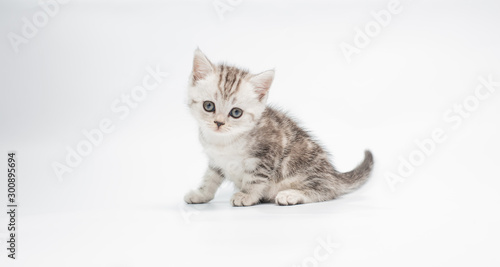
left=201, top=137, right=252, bottom=188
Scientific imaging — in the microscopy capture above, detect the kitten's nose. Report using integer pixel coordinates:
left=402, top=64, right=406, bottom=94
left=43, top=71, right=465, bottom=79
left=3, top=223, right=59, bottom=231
left=214, top=121, right=225, bottom=128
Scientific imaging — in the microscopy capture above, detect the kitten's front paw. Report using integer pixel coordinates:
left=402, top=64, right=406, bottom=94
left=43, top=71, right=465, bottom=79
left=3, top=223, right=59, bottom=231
left=184, top=190, right=212, bottom=204
left=275, top=190, right=304, bottom=206
left=231, top=192, right=259, bottom=207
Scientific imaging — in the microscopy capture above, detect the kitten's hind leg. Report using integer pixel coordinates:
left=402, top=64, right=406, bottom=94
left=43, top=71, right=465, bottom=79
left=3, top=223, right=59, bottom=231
left=275, top=189, right=312, bottom=206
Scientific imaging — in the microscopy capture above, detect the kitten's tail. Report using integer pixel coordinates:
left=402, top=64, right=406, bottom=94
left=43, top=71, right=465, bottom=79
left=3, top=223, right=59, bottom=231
left=337, top=150, right=374, bottom=194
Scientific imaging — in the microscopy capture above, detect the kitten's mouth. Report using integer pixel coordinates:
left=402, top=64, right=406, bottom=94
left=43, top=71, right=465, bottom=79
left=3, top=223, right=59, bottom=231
left=203, top=123, right=229, bottom=134
left=211, top=126, right=229, bottom=134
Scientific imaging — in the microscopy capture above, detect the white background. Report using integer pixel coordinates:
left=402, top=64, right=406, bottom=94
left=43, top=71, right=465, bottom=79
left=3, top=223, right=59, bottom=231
left=1, top=0, right=500, bottom=266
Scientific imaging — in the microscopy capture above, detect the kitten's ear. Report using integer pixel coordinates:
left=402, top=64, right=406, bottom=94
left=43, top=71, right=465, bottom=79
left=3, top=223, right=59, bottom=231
left=249, top=69, right=275, bottom=101
left=192, top=48, right=214, bottom=83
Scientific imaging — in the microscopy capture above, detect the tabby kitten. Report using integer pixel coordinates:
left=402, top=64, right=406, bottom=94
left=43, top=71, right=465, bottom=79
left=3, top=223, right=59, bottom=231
left=184, top=49, right=373, bottom=206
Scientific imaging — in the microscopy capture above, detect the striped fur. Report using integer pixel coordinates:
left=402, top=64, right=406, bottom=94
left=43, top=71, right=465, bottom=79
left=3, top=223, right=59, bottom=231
left=184, top=49, right=373, bottom=206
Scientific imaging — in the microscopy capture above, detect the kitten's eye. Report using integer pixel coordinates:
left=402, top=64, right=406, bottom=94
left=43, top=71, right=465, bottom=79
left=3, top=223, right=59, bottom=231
left=229, top=108, right=243, bottom=118
left=203, top=101, right=215, bottom=112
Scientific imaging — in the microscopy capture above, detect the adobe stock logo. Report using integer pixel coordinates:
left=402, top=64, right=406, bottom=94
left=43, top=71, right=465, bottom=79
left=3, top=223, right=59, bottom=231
left=292, top=234, right=340, bottom=267
left=7, top=0, right=70, bottom=53
left=385, top=75, right=499, bottom=191
left=339, top=0, right=403, bottom=64
left=51, top=65, right=168, bottom=182
left=213, top=0, right=243, bottom=21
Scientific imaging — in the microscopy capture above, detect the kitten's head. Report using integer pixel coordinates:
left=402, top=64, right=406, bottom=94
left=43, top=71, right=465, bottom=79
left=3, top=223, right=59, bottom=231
left=187, top=49, right=274, bottom=137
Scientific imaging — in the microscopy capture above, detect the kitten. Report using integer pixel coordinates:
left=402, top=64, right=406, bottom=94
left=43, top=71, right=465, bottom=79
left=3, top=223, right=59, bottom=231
left=184, top=49, right=373, bottom=206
